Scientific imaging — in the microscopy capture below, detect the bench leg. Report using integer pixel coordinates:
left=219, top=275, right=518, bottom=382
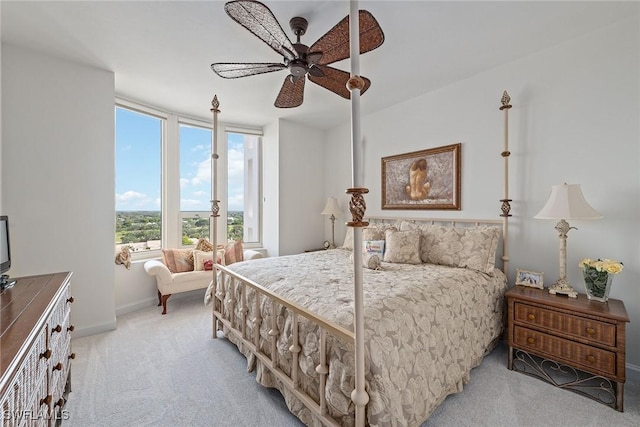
left=159, top=293, right=172, bottom=315
left=157, top=290, right=162, bottom=307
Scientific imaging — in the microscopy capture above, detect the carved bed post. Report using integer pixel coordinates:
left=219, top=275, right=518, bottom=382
left=347, top=2, right=369, bottom=426
left=211, top=95, right=221, bottom=338
left=499, top=91, right=512, bottom=274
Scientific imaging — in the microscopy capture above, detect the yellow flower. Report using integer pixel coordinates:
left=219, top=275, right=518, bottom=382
left=579, top=258, right=624, bottom=275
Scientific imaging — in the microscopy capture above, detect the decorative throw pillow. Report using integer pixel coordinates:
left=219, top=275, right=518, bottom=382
left=223, top=241, right=244, bottom=265
left=363, top=240, right=385, bottom=257
left=420, top=225, right=501, bottom=274
left=162, top=248, right=194, bottom=273
left=342, top=223, right=397, bottom=250
left=349, top=252, right=382, bottom=270
left=383, top=229, right=421, bottom=264
left=193, top=249, right=225, bottom=271
left=186, top=238, right=215, bottom=265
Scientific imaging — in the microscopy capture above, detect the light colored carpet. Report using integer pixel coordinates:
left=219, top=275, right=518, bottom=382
left=65, top=292, right=640, bottom=427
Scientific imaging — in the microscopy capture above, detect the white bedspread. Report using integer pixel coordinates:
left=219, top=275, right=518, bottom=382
left=205, top=248, right=507, bottom=426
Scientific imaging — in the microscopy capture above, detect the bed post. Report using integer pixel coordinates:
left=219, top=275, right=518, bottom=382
left=499, top=91, right=512, bottom=274
left=347, top=2, right=369, bottom=426
left=211, top=95, right=221, bottom=338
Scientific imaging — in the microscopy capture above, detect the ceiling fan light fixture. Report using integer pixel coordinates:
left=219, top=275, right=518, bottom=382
left=212, top=0, right=384, bottom=108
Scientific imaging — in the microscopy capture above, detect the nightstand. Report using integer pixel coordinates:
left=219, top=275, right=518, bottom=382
left=506, top=286, right=629, bottom=411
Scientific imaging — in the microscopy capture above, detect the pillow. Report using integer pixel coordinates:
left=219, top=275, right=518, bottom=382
left=341, top=223, right=397, bottom=250
left=419, top=225, right=501, bottom=274
left=341, top=227, right=354, bottom=250
left=383, top=229, right=421, bottom=264
left=222, top=241, right=244, bottom=265
left=186, top=238, right=215, bottom=265
left=349, top=252, right=382, bottom=270
left=363, top=240, right=385, bottom=257
left=193, top=249, right=225, bottom=271
left=162, top=248, right=194, bottom=273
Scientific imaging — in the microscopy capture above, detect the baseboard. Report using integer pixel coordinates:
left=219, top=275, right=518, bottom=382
left=115, top=289, right=205, bottom=317
left=627, top=363, right=640, bottom=382
left=72, top=318, right=117, bottom=339
left=115, top=296, right=158, bottom=317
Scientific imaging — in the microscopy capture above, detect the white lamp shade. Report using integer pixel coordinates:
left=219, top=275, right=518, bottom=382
left=534, top=183, right=603, bottom=220
left=321, top=197, right=341, bottom=217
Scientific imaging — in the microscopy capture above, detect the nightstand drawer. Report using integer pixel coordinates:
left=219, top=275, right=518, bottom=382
left=514, top=325, right=616, bottom=376
left=514, top=302, right=616, bottom=347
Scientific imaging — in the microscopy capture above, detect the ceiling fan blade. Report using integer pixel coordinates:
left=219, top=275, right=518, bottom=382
left=309, top=10, right=384, bottom=66
left=274, top=75, right=305, bottom=108
left=224, top=0, right=297, bottom=61
left=211, top=62, right=286, bottom=79
left=308, top=65, right=324, bottom=78
left=308, top=65, right=371, bottom=99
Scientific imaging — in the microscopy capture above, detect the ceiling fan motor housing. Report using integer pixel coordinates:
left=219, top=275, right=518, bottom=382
left=289, top=43, right=310, bottom=77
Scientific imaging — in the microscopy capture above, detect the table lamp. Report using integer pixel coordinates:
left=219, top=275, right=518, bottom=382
left=321, top=197, right=341, bottom=249
left=534, top=183, right=602, bottom=297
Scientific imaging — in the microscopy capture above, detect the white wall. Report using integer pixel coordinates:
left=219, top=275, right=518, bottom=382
left=277, top=119, right=325, bottom=255
left=262, top=119, right=280, bottom=257
left=325, top=17, right=640, bottom=370
left=1, top=44, right=116, bottom=336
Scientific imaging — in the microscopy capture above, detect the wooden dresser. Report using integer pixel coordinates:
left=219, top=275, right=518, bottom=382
left=0, top=272, right=74, bottom=426
left=506, top=285, right=629, bottom=411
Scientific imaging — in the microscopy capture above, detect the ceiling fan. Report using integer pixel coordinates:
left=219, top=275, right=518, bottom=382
left=211, top=0, right=384, bottom=108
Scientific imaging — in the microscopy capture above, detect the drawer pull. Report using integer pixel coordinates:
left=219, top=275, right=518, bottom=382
left=40, top=349, right=52, bottom=360
left=52, top=324, right=62, bottom=334
left=526, top=337, right=535, bottom=344
left=586, top=327, right=596, bottom=335
left=67, top=296, right=74, bottom=304
left=55, top=397, right=65, bottom=408
left=68, top=353, right=76, bottom=360
left=40, top=395, right=52, bottom=406
left=68, top=325, right=75, bottom=332
left=527, top=313, right=536, bottom=321
left=52, top=362, right=63, bottom=371
left=586, top=355, right=596, bottom=364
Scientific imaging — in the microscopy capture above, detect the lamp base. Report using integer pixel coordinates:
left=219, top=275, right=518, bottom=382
left=548, top=278, right=578, bottom=298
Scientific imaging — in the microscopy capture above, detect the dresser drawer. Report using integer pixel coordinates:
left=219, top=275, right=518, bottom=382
left=514, top=325, right=616, bottom=376
left=514, top=302, right=616, bottom=347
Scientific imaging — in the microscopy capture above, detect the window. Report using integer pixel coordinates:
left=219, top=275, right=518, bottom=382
left=115, top=106, right=163, bottom=253
left=227, top=132, right=261, bottom=244
left=115, top=101, right=262, bottom=257
left=179, top=122, right=212, bottom=245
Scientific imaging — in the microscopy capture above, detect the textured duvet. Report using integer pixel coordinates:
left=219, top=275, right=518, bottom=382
left=205, top=248, right=507, bottom=426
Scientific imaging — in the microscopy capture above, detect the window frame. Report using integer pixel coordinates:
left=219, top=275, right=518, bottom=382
left=115, top=98, right=263, bottom=260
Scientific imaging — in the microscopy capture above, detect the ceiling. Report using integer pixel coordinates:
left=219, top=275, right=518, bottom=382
left=2, top=1, right=638, bottom=130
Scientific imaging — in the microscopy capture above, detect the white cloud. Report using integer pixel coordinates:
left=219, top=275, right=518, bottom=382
left=116, top=191, right=155, bottom=210
left=187, top=158, right=211, bottom=186
left=181, top=198, right=204, bottom=209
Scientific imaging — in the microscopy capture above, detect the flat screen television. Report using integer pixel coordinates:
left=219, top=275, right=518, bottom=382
left=1, top=215, right=16, bottom=289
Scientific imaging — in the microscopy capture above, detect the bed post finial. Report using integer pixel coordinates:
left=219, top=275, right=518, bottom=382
left=499, top=91, right=511, bottom=274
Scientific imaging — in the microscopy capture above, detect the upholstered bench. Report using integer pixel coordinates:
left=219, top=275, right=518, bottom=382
left=144, top=248, right=264, bottom=314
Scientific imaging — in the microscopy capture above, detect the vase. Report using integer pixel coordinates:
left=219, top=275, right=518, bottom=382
left=583, top=270, right=613, bottom=302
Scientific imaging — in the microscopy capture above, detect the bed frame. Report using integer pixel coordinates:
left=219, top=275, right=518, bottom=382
left=208, top=2, right=513, bottom=426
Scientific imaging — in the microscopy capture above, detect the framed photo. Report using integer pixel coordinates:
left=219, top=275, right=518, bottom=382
left=515, top=269, right=544, bottom=289
left=381, top=143, right=461, bottom=210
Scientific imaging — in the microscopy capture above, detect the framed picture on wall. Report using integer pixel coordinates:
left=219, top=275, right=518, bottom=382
left=381, top=143, right=461, bottom=210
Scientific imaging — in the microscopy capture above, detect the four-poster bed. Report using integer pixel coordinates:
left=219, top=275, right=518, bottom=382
left=206, top=2, right=513, bottom=426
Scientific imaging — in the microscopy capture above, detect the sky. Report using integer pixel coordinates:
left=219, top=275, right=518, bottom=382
left=115, top=107, right=245, bottom=212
